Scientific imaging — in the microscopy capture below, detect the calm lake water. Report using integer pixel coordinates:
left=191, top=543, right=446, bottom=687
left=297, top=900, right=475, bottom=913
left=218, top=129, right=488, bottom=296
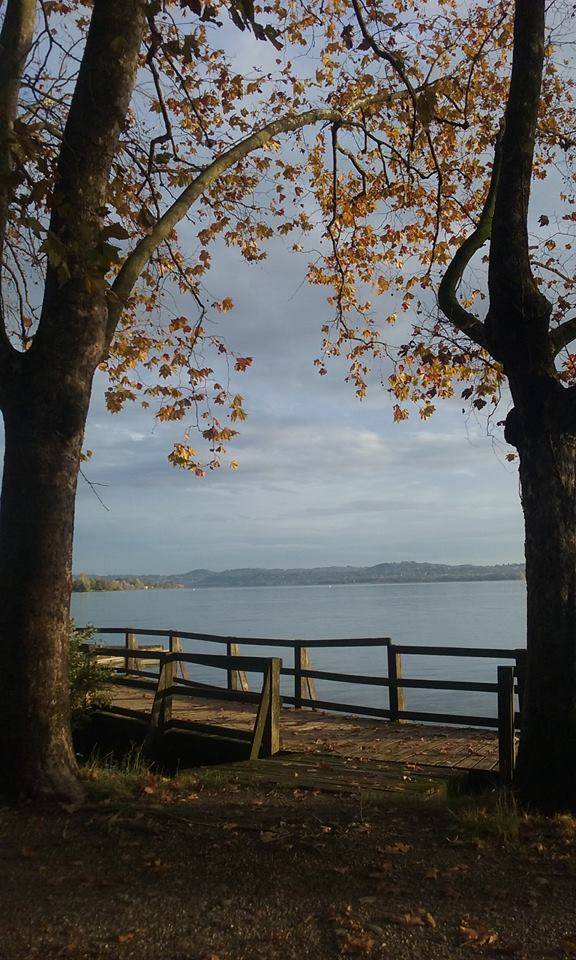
left=71, top=580, right=526, bottom=722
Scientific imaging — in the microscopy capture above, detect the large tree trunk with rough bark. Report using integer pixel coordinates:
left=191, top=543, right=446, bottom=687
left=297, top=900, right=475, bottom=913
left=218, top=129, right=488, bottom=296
left=514, top=428, right=576, bottom=810
left=0, top=0, right=147, bottom=798
left=438, top=0, right=576, bottom=809
left=0, top=375, right=92, bottom=799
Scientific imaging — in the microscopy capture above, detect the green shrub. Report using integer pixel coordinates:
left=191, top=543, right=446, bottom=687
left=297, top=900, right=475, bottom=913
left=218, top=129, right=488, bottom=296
left=69, top=622, right=113, bottom=717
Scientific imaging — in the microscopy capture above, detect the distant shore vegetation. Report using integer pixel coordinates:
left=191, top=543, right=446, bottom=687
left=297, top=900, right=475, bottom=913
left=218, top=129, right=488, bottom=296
left=72, top=574, right=183, bottom=593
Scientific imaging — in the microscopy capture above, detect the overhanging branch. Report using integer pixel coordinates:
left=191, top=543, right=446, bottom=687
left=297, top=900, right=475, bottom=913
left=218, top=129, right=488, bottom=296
left=437, top=128, right=503, bottom=351
left=551, top=317, right=576, bottom=355
left=106, top=88, right=414, bottom=345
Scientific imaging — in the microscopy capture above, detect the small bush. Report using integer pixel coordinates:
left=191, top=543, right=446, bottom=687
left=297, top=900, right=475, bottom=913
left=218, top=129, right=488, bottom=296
left=69, top=622, right=112, bottom=717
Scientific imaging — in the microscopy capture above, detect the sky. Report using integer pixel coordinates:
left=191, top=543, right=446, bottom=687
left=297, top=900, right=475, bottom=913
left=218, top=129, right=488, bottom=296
left=63, top=231, right=523, bottom=576
left=0, top=211, right=525, bottom=577
left=0, top=10, right=528, bottom=576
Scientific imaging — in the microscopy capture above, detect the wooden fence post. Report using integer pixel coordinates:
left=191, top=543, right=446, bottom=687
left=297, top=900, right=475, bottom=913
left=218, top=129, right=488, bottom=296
left=300, top=646, right=317, bottom=708
left=250, top=658, right=281, bottom=759
left=294, top=642, right=303, bottom=708
left=387, top=643, right=405, bottom=721
left=125, top=630, right=137, bottom=674
left=498, top=665, right=516, bottom=786
left=170, top=634, right=189, bottom=681
left=147, top=655, right=175, bottom=740
left=263, top=657, right=281, bottom=756
left=226, top=641, right=249, bottom=692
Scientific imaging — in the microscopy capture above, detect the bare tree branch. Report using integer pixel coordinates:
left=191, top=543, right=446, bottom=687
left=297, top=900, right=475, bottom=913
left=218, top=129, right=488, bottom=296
left=0, top=0, right=37, bottom=374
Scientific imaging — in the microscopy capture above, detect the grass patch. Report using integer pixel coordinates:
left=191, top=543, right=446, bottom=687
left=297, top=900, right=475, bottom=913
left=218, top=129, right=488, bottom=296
left=81, top=745, right=153, bottom=801
left=452, top=789, right=525, bottom=846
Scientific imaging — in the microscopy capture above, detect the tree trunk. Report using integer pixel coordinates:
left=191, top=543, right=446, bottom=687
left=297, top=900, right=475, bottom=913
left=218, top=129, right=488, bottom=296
left=0, top=377, right=92, bottom=800
left=514, top=427, right=576, bottom=811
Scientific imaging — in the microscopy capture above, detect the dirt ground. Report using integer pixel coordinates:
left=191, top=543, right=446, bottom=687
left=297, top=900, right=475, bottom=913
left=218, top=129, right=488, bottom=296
left=1, top=767, right=576, bottom=960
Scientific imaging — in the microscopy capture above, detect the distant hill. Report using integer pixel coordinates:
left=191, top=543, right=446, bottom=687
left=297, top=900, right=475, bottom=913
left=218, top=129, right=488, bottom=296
left=83, top=561, right=524, bottom=590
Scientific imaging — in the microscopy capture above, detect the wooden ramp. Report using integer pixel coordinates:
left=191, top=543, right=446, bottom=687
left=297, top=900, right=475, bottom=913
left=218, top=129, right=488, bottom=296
left=225, top=752, right=473, bottom=801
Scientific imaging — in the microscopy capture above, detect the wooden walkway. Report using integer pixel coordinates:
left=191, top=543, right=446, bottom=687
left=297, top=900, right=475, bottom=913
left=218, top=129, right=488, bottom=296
left=109, top=685, right=500, bottom=773
left=87, top=627, right=523, bottom=789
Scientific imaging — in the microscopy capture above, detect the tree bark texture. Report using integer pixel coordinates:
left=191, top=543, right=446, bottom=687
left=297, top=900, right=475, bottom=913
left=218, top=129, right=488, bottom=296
left=0, top=376, right=93, bottom=799
left=0, top=0, right=147, bottom=798
left=512, top=426, right=576, bottom=809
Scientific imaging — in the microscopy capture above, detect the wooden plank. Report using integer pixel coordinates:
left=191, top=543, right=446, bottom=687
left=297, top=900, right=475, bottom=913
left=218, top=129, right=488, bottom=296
left=168, top=718, right=252, bottom=741
left=397, top=709, right=497, bottom=727
left=250, top=668, right=272, bottom=760
left=263, top=658, right=281, bottom=756
left=285, top=669, right=499, bottom=693
left=147, top=657, right=175, bottom=740
left=227, top=641, right=249, bottom=693
left=387, top=645, right=406, bottom=721
left=300, top=647, right=317, bottom=705
left=88, top=645, right=163, bottom=661
left=294, top=643, right=303, bottom=709
left=498, top=665, right=516, bottom=786
left=89, top=627, right=392, bottom=649
left=175, top=652, right=273, bottom=672
left=170, top=635, right=189, bottom=681
left=395, top=644, right=519, bottom=659
left=283, top=696, right=391, bottom=718
left=173, top=680, right=262, bottom=705
left=398, top=677, right=498, bottom=692
left=302, top=638, right=391, bottom=648
left=126, top=631, right=137, bottom=673
left=88, top=645, right=273, bottom=674
left=91, top=627, right=296, bottom=648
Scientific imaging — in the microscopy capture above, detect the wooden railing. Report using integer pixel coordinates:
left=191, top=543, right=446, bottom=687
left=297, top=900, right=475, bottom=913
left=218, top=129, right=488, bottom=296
left=84, top=643, right=281, bottom=759
left=87, top=627, right=526, bottom=782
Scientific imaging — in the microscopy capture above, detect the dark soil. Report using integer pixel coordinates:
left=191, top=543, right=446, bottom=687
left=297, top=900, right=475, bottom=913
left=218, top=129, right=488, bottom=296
left=1, top=768, right=575, bottom=960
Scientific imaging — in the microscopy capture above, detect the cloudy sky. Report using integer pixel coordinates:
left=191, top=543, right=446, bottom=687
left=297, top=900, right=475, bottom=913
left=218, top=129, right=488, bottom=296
left=62, top=229, right=523, bottom=576
left=0, top=13, right=529, bottom=577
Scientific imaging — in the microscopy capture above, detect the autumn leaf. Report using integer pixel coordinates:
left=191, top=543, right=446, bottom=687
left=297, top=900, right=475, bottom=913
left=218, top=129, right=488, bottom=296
left=459, top=924, right=498, bottom=946
left=389, top=908, right=436, bottom=928
left=383, top=842, right=412, bottom=854
left=117, top=931, right=135, bottom=943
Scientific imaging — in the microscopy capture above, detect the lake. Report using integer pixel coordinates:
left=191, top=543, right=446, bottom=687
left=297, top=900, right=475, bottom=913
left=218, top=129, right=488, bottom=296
left=71, top=579, right=526, bottom=721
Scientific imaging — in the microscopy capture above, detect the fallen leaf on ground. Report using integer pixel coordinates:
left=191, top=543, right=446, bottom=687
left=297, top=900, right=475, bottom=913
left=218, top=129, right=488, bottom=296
left=389, top=908, right=436, bottom=928
left=459, top=925, right=498, bottom=946
left=117, top=932, right=135, bottom=943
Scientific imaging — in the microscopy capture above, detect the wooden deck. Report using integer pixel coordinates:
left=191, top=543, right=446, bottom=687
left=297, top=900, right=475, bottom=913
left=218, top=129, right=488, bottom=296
left=109, top=685, right=500, bottom=773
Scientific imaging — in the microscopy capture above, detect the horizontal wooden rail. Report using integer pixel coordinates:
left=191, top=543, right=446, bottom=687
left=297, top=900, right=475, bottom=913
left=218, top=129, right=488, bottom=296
left=395, top=644, right=523, bottom=659
left=93, top=627, right=391, bottom=649
left=87, top=645, right=275, bottom=674
left=292, top=667, right=501, bottom=694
